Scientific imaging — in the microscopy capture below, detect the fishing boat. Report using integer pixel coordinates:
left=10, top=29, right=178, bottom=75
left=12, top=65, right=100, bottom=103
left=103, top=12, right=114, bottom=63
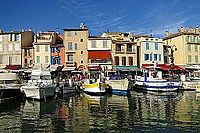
left=20, top=69, right=57, bottom=100
left=0, top=72, right=23, bottom=103
left=105, top=75, right=131, bottom=95
left=81, top=78, right=108, bottom=95
left=134, top=66, right=181, bottom=92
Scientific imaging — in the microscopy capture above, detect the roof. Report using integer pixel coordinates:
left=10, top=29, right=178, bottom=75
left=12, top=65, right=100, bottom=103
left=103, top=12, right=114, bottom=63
left=113, top=40, right=136, bottom=44
left=88, top=36, right=111, bottom=40
left=164, top=32, right=200, bottom=40
left=63, top=28, right=88, bottom=31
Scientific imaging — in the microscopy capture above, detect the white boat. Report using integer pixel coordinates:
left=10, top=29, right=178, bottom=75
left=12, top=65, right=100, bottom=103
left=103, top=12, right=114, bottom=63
left=0, top=72, right=22, bottom=103
left=134, top=67, right=181, bottom=92
left=105, top=75, right=131, bottom=95
left=20, top=69, right=57, bottom=100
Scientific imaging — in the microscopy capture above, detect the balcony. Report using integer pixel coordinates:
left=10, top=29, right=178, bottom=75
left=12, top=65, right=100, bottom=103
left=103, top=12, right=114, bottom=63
left=66, top=61, right=75, bottom=67
left=65, top=50, right=75, bottom=53
left=89, top=59, right=112, bottom=64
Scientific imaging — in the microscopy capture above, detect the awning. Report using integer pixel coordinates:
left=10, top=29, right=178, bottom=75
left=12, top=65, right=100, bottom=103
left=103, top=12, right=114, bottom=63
left=142, top=64, right=184, bottom=70
left=4, top=65, right=21, bottom=70
left=88, top=50, right=111, bottom=60
left=113, top=66, right=138, bottom=71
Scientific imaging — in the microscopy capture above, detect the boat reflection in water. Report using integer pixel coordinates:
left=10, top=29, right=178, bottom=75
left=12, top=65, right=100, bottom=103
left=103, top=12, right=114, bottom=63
left=1, top=91, right=200, bottom=132
left=20, top=99, right=57, bottom=132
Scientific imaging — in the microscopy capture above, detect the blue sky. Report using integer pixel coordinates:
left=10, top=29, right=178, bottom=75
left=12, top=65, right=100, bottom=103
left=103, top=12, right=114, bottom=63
left=1, top=0, right=200, bottom=37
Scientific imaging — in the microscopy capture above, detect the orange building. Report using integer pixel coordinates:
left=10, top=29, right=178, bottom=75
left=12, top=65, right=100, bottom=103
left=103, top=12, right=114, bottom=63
left=50, top=34, right=65, bottom=65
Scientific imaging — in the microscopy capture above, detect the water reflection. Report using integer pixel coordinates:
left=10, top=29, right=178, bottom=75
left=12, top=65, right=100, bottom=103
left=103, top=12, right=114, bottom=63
left=0, top=91, right=200, bottom=132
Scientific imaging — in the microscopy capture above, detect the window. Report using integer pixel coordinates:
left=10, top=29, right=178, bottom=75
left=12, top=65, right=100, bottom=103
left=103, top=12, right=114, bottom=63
left=114, top=56, right=119, bottom=65
left=194, top=36, right=196, bottom=42
left=36, top=56, right=40, bottom=63
left=190, top=36, right=193, bottom=42
left=144, top=54, right=149, bottom=61
left=15, top=34, right=20, bottom=41
left=159, top=54, right=161, bottom=61
left=51, top=48, right=55, bottom=53
left=154, top=54, right=157, bottom=60
left=68, top=42, right=73, bottom=50
left=155, top=42, right=158, bottom=50
left=15, top=56, right=19, bottom=63
left=67, top=55, right=73, bottom=61
left=127, top=44, right=132, bottom=52
left=150, top=53, right=153, bottom=61
left=116, top=44, right=121, bottom=51
left=8, top=44, right=13, bottom=51
left=195, top=45, right=198, bottom=52
left=195, top=55, right=198, bottom=63
left=45, top=45, right=49, bottom=52
left=15, top=44, right=20, bottom=51
left=186, top=36, right=189, bottom=42
left=9, top=34, right=12, bottom=41
left=45, top=56, right=49, bottom=63
left=36, top=45, right=40, bottom=52
left=146, top=42, right=150, bottom=50
left=80, top=39, right=83, bottom=42
left=122, top=57, right=126, bottom=65
left=0, top=43, right=3, bottom=51
left=75, top=43, right=78, bottom=50
left=81, top=60, right=83, bottom=64
left=91, top=40, right=96, bottom=48
left=12, top=34, right=15, bottom=41
left=129, top=57, right=133, bottom=65
left=75, top=31, right=77, bottom=35
left=103, top=41, right=107, bottom=48
left=187, top=45, right=191, bottom=52
left=9, top=57, right=12, bottom=65
left=81, top=51, right=83, bottom=54
left=67, top=31, right=72, bottom=37
left=188, top=55, right=192, bottom=63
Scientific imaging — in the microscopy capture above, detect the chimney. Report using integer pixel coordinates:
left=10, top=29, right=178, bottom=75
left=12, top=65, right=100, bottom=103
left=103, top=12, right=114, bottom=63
left=195, top=26, right=199, bottom=33
left=165, top=31, right=170, bottom=37
left=179, top=27, right=184, bottom=32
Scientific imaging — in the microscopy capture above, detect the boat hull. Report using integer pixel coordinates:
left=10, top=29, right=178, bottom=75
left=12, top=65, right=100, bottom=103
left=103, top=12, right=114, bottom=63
left=134, top=79, right=180, bottom=92
left=21, top=85, right=56, bottom=100
left=106, top=79, right=131, bottom=95
left=82, top=82, right=106, bottom=96
left=0, top=88, right=22, bottom=103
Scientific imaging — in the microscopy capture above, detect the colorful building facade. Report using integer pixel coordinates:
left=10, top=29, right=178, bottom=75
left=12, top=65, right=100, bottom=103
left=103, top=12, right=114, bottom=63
left=0, top=30, right=34, bottom=69
left=164, top=27, right=200, bottom=67
left=63, top=23, right=88, bottom=71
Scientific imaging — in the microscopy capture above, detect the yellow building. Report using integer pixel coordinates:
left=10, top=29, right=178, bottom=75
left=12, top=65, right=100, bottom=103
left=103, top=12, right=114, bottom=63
left=0, top=30, right=33, bottom=68
left=63, top=23, right=88, bottom=71
left=164, top=27, right=200, bottom=67
left=34, top=31, right=57, bottom=66
left=102, top=32, right=137, bottom=71
left=87, top=36, right=112, bottom=77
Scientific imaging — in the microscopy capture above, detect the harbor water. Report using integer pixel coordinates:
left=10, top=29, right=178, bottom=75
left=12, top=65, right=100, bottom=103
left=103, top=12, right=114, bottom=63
left=1, top=91, right=200, bottom=132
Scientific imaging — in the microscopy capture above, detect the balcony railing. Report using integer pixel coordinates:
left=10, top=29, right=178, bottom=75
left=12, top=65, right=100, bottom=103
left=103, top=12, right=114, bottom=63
left=89, top=59, right=112, bottom=64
